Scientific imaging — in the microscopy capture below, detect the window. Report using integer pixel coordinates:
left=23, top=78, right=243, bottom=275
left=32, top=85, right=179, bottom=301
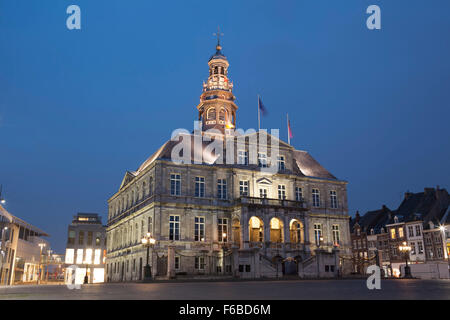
left=278, top=185, right=286, bottom=200
left=170, top=174, right=181, bottom=196
left=259, top=188, right=267, bottom=198
left=217, top=179, right=227, bottom=199
left=78, top=231, right=84, bottom=245
left=295, top=187, right=303, bottom=202
left=410, top=242, right=416, bottom=255
left=277, top=156, right=285, bottom=171
left=415, top=225, right=421, bottom=236
left=332, top=225, right=340, bottom=245
left=239, top=181, right=249, bottom=196
left=195, top=177, right=205, bottom=198
left=218, top=218, right=228, bottom=242
left=175, top=256, right=180, bottom=270
left=408, top=226, right=414, bottom=237
left=65, top=249, right=74, bottom=264
left=76, top=249, right=83, bottom=264
left=312, top=189, right=320, bottom=207
left=94, top=249, right=101, bottom=265
left=194, top=217, right=205, bottom=241
left=314, top=224, right=322, bottom=245
left=390, top=229, right=396, bottom=239
left=169, top=215, right=180, bottom=241
left=418, top=241, right=424, bottom=254
left=195, top=256, right=205, bottom=270
left=258, top=153, right=267, bottom=168
left=85, top=249, right=93, bottom=264
left=87, top=231, right=93, bottom=245
left=398, top=227, right=404, bottom=238
left=238, top=151, right=248, bottom=165
left=148, top=217, right=153, bottom=234
left=330, top=190, right=338, bottom=209
left=68, top=230, right=75, bottom=245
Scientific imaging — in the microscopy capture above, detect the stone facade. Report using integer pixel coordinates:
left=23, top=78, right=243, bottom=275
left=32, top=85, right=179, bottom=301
left=105, top=41, right=352, bottom=281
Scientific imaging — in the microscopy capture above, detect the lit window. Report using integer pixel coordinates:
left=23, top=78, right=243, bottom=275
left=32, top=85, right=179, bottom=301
left=332, top=225, right=340, bottom=245
left=218, top=218, right=228, bottom=242
left=194, top=217, right=205, bottom=242
left=314, top=224, right=322, bottom=245
left=195, top=177, right=205, bottom=198
left=85, top=249, right=93, bottom=264
left=390, top=229, right=396, bottom=239
left=94, top=249, right=101, bottom=265
left=76, top=249, right=83, bottom=264
left=65, top=249, right=74, bottom=264
left=398, top=227, right=404, bottom=238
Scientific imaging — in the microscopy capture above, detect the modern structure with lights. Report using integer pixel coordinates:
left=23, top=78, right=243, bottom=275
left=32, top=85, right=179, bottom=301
left=0, top=204, right=50, bottom=285
left=105, top=38, right=353, bottom=281
left=64, top=213, right=107, bottom=284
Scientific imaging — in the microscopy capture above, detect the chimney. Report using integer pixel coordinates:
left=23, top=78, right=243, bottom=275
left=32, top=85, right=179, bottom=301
left=404, top=191, right=413, bottom=200
left=355, top=211, right=360, bottom=223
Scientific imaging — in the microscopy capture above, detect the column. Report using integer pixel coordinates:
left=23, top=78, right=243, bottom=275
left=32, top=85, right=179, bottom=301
left=241, top=209, right=249, bottom=249
left=167, top=245, right=176, bottom=279
left=212, top=211, right=218, bottom=243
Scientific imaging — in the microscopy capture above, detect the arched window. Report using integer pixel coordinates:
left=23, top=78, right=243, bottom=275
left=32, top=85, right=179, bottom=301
left=219, top=108, right=225, bottom=121
left=207, top=108, right=216, bottom=120
left=214, top=66, right=218, bottom=74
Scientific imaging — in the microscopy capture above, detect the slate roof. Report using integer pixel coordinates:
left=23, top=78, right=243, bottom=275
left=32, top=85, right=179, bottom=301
left=352, top=187, right=450, bottom=233
left=119, top=131, right=340, bottom=191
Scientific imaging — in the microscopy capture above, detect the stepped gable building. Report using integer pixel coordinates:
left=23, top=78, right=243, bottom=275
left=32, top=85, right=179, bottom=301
left=350, top=187, right=450, bottom=277
left=105, top=38, right=352, bottom=281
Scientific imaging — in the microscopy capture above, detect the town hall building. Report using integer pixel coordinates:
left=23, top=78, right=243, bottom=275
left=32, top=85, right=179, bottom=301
left=105, top=38, right=352, bottom=281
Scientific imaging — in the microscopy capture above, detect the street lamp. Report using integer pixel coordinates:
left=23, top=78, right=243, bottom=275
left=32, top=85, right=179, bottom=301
left=37, top=243, right=46, bottom=284
left=141, top=233, right=156, bottom=282
left=439, top=225, right=450, bottom=276
left=399, top=241, right=412, bottom=278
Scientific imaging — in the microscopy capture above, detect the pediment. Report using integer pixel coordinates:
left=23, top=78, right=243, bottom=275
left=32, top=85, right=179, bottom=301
left=256, top=177, right=272, bottom=185
left=119, top=171, right=136, bottom=190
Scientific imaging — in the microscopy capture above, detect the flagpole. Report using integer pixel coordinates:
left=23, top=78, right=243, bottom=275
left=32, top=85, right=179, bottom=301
left=257, top=94, right=260, bottom=132
left=287, top=113, right=290, bottom=145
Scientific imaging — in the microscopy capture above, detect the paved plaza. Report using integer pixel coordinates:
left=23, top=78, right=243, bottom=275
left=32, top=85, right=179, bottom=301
left=0, top=279, right=449, bottom=300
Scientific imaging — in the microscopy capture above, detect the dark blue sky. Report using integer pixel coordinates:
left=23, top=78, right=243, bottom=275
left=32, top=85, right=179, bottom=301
left=1, top=0, right=449, bottom=253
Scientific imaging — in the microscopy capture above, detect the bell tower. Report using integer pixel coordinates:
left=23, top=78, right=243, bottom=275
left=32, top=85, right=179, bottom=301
left=197, top=29, right=238, bottom=132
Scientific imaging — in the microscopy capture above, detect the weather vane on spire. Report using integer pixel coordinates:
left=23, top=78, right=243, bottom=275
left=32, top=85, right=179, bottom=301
left=213, top=26, right=224, bottom=48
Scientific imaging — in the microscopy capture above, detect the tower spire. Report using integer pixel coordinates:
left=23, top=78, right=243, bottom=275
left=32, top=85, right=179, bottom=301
left=213, top=26, right=224, bottom=51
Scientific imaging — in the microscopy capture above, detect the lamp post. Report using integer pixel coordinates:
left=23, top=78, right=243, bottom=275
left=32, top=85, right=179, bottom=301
left=37, top=243, right=46, bottom=284
left=141, top=233, right=156, bottom=282
left=439, top=226, right=450, bottom=276
left=399, top=241, right=412, bottom=278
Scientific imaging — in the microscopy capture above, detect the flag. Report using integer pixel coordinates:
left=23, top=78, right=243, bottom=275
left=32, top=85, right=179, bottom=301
left=288, top=118, right=293, bottom=139
left=258, top=96, right=268, bottom=116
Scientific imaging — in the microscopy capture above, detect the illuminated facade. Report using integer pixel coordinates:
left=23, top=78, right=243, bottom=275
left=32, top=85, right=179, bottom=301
left=64, top=213, right=106, bottom=284
left=105, top=40, right=352, bottom=281
left=0, top=204, right=49, bottom=285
